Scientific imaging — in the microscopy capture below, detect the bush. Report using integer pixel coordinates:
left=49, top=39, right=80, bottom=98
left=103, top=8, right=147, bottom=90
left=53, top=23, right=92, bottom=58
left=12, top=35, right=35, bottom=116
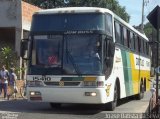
left=0, top=46, right=21, bottom=78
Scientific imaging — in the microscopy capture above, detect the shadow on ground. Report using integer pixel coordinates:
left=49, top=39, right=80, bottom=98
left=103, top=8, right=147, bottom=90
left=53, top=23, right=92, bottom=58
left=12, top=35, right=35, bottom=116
left=0, top=96, right=139, bottom=116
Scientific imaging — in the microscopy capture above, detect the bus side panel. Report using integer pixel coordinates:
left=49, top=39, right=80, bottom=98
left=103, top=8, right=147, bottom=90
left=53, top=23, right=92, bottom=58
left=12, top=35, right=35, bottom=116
left=130, top=53, right=139, bottom=94
left=121, top=50, right=134, bottom=97
left=107, top=47, right=127, bottom=99
left=139, top=56, right=151, bottom=92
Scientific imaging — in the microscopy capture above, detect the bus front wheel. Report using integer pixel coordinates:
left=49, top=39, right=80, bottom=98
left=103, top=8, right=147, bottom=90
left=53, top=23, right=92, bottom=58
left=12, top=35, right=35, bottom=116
left=106, top=84, right=118, bottom=111
left=50, top=103, right=61, bottom=108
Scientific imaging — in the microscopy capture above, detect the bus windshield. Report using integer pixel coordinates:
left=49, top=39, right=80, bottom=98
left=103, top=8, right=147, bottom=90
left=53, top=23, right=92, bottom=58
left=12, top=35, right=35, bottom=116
left=31, top=34, right=102, bottom=75
left=32, top=35, right=63, bottom=67
left=63, top=34, right=102, bottom=75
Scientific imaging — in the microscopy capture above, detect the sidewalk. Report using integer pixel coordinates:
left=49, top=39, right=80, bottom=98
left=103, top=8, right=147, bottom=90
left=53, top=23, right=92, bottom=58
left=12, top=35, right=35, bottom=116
left=0, top=92, right=24, bottom=101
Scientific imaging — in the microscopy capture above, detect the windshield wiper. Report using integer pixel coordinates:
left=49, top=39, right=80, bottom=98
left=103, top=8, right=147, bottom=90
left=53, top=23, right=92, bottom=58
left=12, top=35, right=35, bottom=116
left=66, top=49, right=82, bottom=76
left=44, top=64, right=61, bottom=68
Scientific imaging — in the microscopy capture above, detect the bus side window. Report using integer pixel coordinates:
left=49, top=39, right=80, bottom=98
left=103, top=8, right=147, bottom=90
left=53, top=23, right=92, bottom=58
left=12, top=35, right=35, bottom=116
left=138, top=37, right=141, bottom=53
left=141, top=38, right=144, bottom=54
left=130, top=32, right=134, bottom=50
left=146, top=42, right=149, bottom=56
left=114, top=21, right=121, bottom=44
left=135, top=35, right=139, bottom=52
left=123, top=27, right=129, bottom=48
left=105, top=14, right=113, bottom=37
left=144, top=40, right=147, bottom=55
left=104, top=38, right=115, bottom=61
left=103, top=38, right=114, bottom=77
left=127, top=29, right=130, bottom=48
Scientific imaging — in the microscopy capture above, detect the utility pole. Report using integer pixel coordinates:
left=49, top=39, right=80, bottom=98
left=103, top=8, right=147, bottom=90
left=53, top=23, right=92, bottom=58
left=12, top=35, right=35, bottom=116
left=141, top=0, right=149, bottom=33
left=141, top=0, right=145, bottom=33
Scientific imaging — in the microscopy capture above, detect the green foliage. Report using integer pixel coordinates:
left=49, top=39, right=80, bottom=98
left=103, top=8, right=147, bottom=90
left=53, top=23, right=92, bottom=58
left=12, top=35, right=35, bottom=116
left=0, top=47, right=16, bottom=69
left=144, top=22, right=156, bottom=40
left=23, top=0, right=130, bottom=22
left=0, top=46, right=21, bottom=77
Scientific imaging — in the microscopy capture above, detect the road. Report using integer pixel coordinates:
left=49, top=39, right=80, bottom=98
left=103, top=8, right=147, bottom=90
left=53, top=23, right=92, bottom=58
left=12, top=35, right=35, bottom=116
left=0, top=92, right=151, bottom=119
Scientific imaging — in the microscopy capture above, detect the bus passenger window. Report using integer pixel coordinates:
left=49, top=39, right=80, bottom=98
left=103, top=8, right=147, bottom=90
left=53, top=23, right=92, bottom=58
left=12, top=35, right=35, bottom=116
left=140, top=38, right=144, bottom=54
left=127, top=30, right=130, bottom=48
left=144, top=41, right=147, bottom=55
left=135, top=36, right=139, bottom=52
left=123, top=27, right=128, bottom=47
left=146, top=42, right=149, bottom=56
left=114, top=22, right=121, bottom=44
left=130, top=32, right=134, bottom=50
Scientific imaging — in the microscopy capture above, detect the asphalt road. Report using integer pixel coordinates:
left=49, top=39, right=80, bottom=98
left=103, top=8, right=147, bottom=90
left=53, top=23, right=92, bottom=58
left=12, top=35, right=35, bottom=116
left=0, top=92, right=151, bottom=119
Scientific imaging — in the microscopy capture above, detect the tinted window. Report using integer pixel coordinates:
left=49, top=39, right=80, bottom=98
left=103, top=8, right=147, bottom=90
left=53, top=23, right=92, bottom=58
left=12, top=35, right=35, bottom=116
left=146, top=42, right=149, bottom=55
left=140, top=38, right=144, bottom=53
left=127, top=30, right=130, bottom=48
left=31, top=13, right=105, bottom=32
left=115, top=22, right=121, bottom=43
left=130, top=32, right=134, bottom=50
left=106, top=14, right=113, bottom=37
left=123, top=27, right=128, bottom=47
left=144, top=41, right=147, bottom=55
left=135, top=36, right=139, bottom=52
left=32, top=36, right=63, bottom=66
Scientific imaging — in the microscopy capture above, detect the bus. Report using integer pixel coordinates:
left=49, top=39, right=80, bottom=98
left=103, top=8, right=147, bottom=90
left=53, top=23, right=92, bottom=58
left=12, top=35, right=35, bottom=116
left=20, top=7, right=151, bottom=111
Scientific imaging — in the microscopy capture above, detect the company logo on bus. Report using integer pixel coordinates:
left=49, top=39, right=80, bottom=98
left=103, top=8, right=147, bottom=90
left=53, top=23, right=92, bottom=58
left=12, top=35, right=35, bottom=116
left=59, top=81, right=64, bottom=86
left=33, top=76, right=51, bottom=81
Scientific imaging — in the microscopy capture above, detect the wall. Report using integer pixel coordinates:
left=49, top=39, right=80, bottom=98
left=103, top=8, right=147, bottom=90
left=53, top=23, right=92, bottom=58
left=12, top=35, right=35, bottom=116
left=0, top=0, right=22, bottom=57
left=22, top=1, right=41, bottom=31
left=0, top=0, right=21, bottom=28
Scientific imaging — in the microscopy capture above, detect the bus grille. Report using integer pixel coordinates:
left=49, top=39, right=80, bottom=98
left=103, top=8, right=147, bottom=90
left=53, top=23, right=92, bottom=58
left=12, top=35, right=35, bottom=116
left=44, top=81, right=81, bottom=86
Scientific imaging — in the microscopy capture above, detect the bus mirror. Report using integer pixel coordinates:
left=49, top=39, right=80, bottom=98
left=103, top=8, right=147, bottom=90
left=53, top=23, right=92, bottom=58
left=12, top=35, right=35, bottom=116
left=20, top=39, right=29, bottom=60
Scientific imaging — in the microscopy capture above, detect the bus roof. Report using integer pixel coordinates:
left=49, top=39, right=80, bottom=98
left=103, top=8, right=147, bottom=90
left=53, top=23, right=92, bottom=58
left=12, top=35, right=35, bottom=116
left=36, top=7, right=113, bottom=14
left=35, top=7, right=148, bottom=41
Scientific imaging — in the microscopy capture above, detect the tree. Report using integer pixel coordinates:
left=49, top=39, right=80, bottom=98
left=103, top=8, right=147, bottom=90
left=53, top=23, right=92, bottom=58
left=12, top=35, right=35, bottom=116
left=0, top=46, right=23, bottom=78
left=23, top=0, right=130, bottom=22
left=0, top=47, right=16, bottom=69
left=144, top=22, right=156, bottom=41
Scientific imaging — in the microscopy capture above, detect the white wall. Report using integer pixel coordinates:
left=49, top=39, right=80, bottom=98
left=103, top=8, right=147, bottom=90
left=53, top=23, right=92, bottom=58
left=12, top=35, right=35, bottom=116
left=0, top=0, right=22, bottom=55
left=0, top=0, right=21, bottom=28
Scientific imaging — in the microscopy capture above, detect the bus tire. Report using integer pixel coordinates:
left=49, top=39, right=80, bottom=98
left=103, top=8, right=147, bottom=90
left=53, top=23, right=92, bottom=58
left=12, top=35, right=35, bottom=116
left=50, top=103, right=61, bottom=108
left=136, top=82, right=144, bottom=100
left=106, top=84, right=118, bottom=111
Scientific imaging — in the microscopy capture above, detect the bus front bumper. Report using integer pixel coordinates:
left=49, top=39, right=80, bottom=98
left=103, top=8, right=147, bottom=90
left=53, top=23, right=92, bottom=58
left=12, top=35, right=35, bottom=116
left=27, top=87, right=107, bottom=104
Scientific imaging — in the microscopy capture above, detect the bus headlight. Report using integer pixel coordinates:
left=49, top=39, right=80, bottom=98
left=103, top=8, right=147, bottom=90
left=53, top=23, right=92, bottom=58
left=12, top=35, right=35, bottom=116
left=85, top=92, right=97, bottom=96
left=30, top=91, right=35, bottom=96
left=27, top=81, right=45, bottom=87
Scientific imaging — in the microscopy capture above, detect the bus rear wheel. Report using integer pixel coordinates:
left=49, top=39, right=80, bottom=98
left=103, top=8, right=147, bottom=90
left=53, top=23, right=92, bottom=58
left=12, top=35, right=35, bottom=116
left=50, top=103, right=61, bottom=108
left=136, top=82, right=144, bottom=100
left=106, top=84, right=118, bottom=111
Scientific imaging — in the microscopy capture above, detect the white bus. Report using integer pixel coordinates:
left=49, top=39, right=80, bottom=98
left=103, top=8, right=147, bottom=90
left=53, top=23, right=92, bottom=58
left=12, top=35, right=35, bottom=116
left=21, top=7, right=151, bottom=110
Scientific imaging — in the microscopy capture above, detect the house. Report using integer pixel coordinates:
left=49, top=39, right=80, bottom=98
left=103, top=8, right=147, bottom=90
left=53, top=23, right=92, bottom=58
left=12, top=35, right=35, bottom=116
left=0, top=0, right=41, bottom=78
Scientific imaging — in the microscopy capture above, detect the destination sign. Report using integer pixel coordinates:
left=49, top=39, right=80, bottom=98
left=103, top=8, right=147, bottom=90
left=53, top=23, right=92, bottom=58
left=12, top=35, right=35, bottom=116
left=64, top=30, right=94, bottom=34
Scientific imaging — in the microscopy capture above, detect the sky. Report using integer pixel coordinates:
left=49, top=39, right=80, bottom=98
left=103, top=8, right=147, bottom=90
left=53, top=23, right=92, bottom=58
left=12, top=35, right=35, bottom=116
left=118, top=0, right=160, bottom=26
